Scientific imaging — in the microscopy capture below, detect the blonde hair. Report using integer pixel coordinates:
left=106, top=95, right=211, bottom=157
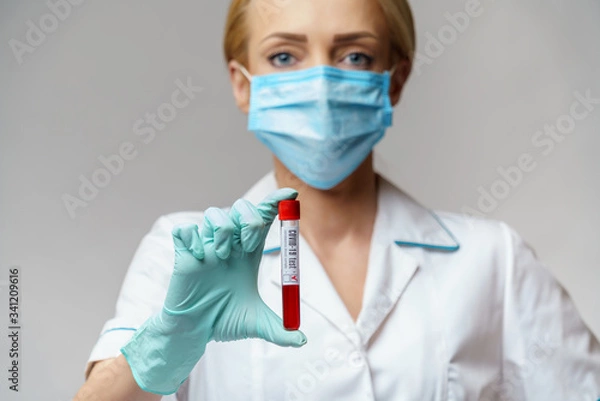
left=223, top=0, right=416, bottom=67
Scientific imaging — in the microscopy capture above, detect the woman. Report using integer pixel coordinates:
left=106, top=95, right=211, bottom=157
left=75, top=0, right=600, bottom=400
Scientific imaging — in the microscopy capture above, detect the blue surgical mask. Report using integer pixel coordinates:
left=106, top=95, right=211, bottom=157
left=237, top=63, right=395, bottom=190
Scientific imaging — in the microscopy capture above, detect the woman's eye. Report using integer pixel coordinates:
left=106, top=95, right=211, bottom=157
left=269, top=52, right=296, bottom=67
left=343, top=52, right=373, bottom=68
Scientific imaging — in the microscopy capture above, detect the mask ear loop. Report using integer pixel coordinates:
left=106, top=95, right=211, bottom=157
left=389, top=64, right=397, bottom=77
left=233, top=60, right=252, bottom=82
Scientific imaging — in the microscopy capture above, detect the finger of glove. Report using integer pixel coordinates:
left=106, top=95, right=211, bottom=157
left=230, top=199, right=265, bottom=253
left=202, top=207, right=235, bottom=259
left=256, top=188, right=298, bottom=228
left=172, top=224, right=204, bottom=260
left=252, top=304, right=307, bottom=348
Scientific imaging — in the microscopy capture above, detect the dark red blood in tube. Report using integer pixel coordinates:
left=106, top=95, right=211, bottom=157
left=283, top=285, right=300, bottom=330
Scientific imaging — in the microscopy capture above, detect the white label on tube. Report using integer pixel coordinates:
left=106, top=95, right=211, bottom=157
left=281, top=225, right=299, bottom=286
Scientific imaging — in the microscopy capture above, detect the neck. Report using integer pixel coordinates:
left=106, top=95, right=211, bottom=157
left=273, top=154, right=379, bottom=249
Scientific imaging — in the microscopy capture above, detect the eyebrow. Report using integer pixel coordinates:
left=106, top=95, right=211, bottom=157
left=260, top=31, right=378, bottom=44
left=260, top=33, right=307, bottom=44
left=333, top=31, right=379, bottom=42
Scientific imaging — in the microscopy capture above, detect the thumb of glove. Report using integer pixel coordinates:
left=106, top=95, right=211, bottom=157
left=251, top=303, right=307, bottom=348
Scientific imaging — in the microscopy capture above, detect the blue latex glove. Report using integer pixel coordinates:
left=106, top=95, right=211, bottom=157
left=120, top=188, right=307, bottom=395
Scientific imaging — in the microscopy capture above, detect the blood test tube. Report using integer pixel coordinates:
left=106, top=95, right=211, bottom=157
left=279, top=200, right=300, bottom=330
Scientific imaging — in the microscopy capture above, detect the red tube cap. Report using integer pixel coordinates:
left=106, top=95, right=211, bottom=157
left=279, top=200, right=300, bottom=220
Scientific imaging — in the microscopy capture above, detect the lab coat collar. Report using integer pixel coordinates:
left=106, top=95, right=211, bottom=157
left=241, top=171, right=461, bottom=254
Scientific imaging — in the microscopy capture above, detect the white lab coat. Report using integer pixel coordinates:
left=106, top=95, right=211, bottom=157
left=85, top=172, right=600, bottom=401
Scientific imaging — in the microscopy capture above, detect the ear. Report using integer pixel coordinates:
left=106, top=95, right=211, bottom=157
left=228, top=60, right=251, bottom=114
left=389, top=58, right=412, bottom=107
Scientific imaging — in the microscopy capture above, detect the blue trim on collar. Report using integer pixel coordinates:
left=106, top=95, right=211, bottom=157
left=263, top=247, right=280, bottom=255
left=393, top=241, right=459, bottom=252
left=393, top=211, right=461, bottom=252
left=100, top=327, right=137, bottom=337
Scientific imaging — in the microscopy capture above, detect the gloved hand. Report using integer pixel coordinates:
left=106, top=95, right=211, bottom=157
left=120, top=188, right=307, bottom=395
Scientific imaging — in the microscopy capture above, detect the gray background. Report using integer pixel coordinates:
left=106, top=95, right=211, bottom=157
left=0, top=0, right=599, bottom=399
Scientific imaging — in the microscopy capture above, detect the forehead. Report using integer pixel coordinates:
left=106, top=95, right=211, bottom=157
left=247, top=0, right=388, bottom=40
